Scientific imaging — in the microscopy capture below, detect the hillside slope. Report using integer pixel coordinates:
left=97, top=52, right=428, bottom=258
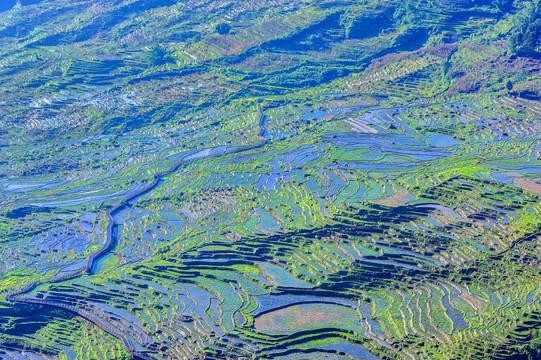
left=0, top=0, right=540, bottom=359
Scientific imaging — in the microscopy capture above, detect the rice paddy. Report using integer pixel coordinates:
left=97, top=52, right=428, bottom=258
left=0, top=0, right=540, bottom=359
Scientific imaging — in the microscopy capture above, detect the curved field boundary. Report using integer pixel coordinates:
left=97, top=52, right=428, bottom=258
left=5, top=107, right=269, bottom=360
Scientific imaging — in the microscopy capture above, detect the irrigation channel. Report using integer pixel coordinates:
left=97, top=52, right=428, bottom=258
left=5, top=108, right=269, bottom=359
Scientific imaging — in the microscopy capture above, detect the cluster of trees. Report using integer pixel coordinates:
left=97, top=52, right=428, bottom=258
left=215, top=22, right=231, bottom=35
left=493, top=0, right=514, bottom=15
left=147, top=44, right=170, bottom=66
left=509, top=0, right=540, bottom=55
left=527, top=337, right=541, bottom=360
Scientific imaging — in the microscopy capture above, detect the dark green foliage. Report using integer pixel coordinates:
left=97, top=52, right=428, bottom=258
left=342, top=8, right=395, bottom=39
left=493, top=0, right=514, bottom=15
left=147, top=44, right=170, bottom=65
left=258, top=61, right=352, bottom=88
left=441, top=60, right=452, bottom=85
left=393, top=3, right=417, bottom=27
left=509, top=0, right=540, bottom=54
left=215, top=22, right=231, bottom=35
left=527, top=336, right=541, bottom=360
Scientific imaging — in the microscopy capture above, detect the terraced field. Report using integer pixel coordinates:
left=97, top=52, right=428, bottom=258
left=0, top=0, right=540, bottom=359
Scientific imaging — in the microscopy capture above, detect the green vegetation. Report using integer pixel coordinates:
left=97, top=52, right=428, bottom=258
left=147, top=44, right=171, bottom=66
left=215, top=22, right=231, bottom=35
left=0, top=0, right=539, bottom=359
left=509, top=0, right=540, bottom=55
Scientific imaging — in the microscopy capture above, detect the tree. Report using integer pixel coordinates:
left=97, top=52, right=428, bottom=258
left=147, top=44, right=169, bottom=66
left=527, top=337, right=541, bottom=360
left=493, top=0, right=513, bottom=15
left=215, top=22, right=231, bottom=35
left=508, top=0, right=540, bottom=55
left=441, top=61, right=451, bottom=78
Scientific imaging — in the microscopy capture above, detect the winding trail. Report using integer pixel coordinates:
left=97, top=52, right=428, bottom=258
left=5, top=108, right=269, bottom=360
